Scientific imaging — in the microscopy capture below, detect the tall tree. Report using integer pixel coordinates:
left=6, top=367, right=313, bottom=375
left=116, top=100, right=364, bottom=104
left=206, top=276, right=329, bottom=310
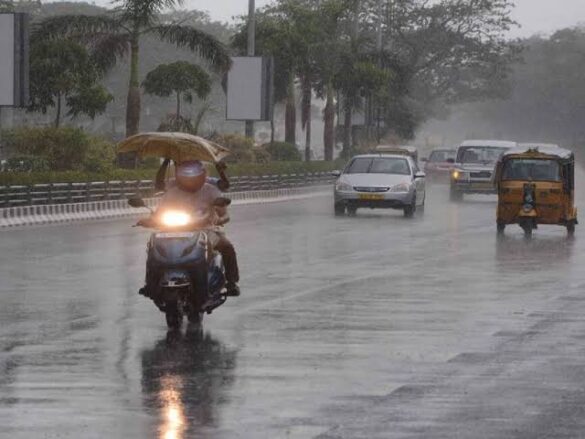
left=0, top=0, right=13, bottom=12
left=35, top=0, right=230, bottom=137
left=142, top=61, right=211, bottom=119
left=232, top=9, right=304, bottom=146
left=362, top=0, right=520, bottom=137
left=28, top=39, right=112, bottom=127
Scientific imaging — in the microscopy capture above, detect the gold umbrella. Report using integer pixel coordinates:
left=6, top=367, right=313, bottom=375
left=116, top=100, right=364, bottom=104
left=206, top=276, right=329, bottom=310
left=117, top=132, right=231, bottom=164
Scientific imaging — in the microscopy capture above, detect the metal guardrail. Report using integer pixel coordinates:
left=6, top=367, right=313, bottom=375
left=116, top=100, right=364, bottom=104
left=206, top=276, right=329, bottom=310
left=0, top=172, right=335, bottom=207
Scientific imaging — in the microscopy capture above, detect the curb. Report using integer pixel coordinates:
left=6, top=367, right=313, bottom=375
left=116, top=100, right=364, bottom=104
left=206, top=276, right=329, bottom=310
left=0, top=185, right=331, bottom=228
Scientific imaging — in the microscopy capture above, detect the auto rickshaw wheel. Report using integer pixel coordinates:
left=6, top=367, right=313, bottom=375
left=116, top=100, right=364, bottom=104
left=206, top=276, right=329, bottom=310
left=519, top=220, right=533, bottom=238
left=497, top=222, right=506, bottom=234
left=334, top=203, right=346, bottom=216
left=567, top=221, right=576, bottom=236
left=347, top=206, right=357, bottom=216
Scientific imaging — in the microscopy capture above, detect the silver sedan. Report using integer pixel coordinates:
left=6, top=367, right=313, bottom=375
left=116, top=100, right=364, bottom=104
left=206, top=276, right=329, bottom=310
left=333, top=154, right=426, bottom=218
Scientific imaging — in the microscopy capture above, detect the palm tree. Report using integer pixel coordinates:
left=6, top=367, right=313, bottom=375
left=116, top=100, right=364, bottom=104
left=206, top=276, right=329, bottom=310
left=35, top=0, right=230, bottom=138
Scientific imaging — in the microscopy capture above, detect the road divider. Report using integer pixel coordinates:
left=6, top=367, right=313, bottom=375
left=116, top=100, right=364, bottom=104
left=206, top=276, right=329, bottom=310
left=0, top=185, right=331, bottom=228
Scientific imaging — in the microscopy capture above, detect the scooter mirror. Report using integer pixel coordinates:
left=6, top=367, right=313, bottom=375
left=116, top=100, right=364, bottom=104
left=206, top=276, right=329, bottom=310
left=128, top=197, right=146, bottom=208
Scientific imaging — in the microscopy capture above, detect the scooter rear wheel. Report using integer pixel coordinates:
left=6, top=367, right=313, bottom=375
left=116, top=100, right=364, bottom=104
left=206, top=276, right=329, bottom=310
left=165, top=302, right=182, bottom=330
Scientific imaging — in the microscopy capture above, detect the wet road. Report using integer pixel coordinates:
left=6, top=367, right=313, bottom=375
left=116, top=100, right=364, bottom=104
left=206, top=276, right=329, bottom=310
left=1, top=181, right=585, bottom=439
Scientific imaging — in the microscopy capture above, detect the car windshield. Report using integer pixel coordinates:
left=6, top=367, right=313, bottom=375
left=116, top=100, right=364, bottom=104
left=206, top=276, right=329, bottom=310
left=502, top=159, right=561, bottom=181
left=429, top=150, right=455, bottom=162
left=346, top=157, right=411, bottom=175
left=457, top=146, right=508, bottom=164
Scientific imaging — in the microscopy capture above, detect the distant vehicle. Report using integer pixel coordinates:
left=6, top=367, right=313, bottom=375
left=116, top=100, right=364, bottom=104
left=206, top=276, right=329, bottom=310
left=375, top=145, right=419, bottom=162
left=333, top=153, right=426, bottom=218
left=494, top=144, right=577, bottom=237
left=422, top=148, right=456, bottom=182
left=450, top=140, right=517, bottom=201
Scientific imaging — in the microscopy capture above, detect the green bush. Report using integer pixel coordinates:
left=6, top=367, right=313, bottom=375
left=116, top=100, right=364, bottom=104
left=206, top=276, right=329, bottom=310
left=211, top=133, right=257, bottom=163
left=1, top=126, right=115, bottom=172
left=262, top=142, right=302, bottom=161
left=0, top=160, right=344, bottom=186
left=82, top=139, right=116, bottom=173
left=3, top=155, right=50, bottom=172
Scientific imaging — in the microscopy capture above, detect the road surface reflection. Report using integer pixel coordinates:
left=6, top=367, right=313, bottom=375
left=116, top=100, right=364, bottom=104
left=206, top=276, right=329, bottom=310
left=141, top=328, right=238, bottom=439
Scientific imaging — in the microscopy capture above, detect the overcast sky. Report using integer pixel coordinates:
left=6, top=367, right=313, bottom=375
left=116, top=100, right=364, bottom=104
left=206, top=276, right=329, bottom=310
left=183, top=0, right=584, bottom=37
left=54, top=0, right=584, bottom=37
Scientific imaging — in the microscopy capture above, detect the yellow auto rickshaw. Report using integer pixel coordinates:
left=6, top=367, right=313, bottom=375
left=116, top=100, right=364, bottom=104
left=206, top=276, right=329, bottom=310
left=494, top=144, right=577, bottom=237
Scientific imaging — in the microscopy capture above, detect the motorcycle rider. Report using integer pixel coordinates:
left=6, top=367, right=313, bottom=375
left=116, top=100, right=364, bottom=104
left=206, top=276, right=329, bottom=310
left=140, top=160, right=240, bottom=298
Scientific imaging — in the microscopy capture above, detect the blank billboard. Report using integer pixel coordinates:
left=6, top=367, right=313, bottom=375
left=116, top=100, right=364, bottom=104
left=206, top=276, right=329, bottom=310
left=0, top=13, right=29, bottom=107
left=226, top=56, right=273, bottom=121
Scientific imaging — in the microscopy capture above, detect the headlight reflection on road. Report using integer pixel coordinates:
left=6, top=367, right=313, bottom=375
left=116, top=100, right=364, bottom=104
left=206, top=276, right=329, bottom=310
left=159, top=375, right=186, bottom=439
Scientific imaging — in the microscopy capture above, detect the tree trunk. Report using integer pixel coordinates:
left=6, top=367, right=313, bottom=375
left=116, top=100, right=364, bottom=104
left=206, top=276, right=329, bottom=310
left=176, top=91, right=181, bottom=119
left=301, top=76, right=312, bottom=161
left=305, top=114, right=312, bottom=161
left=342, top=101, right=352, bottom=158
left=125, top=37, right=141, bottom=137
left=284, top=74, right=296, bottom=145
left=323, top=83, right=335, bottom=161
left=55, top=92, right=62, bottom=128
left=270, top=109, right=275, bottom=145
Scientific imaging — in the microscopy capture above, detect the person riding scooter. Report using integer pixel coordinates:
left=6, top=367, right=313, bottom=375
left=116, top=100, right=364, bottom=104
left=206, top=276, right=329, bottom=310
left=140, top=160, right=240, bottom=298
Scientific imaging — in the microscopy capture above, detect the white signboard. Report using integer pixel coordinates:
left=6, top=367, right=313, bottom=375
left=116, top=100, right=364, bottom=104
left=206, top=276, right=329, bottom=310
left=226, top=56, right=273, bottom=121
left=0, top=14, right=15, bottom=106
left=0, top=13, right=28, bottom=107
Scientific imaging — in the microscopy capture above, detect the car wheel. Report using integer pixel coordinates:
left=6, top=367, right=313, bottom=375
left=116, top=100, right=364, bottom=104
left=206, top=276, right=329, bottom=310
left=404, top=195, right=416, bottom=218
left=347, top=206, right=357, bottom=216
left=334, top=202, right=346, bottom=216
left=497, top=221, right=506, bottom=234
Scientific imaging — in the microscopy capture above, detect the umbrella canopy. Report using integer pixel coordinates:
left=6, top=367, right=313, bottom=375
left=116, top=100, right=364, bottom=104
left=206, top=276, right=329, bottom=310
left=118, top=132, right=231, bottom=164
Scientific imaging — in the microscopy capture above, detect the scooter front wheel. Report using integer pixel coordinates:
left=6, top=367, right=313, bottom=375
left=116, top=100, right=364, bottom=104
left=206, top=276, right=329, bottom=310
left=165, top=301, right=182, bottom=329
left=187, top=310, right=204, bottom=325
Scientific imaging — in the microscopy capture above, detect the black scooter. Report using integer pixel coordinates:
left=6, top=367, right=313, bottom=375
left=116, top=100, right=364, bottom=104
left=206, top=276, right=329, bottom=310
left=129, top=197, right=230, bottom=329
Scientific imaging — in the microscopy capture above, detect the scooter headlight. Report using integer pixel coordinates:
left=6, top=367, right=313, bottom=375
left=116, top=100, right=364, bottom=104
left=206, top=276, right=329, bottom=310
left=161, top=211, right=191, bottom=227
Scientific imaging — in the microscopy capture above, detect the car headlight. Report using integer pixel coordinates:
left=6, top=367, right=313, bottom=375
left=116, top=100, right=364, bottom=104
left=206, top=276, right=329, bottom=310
left=335, top=181, right=353, bottom=192
left=161, top=211, right=191, bottom=227
left=390, top=182, right=411, bottom=193
left=451, top=170, right=467, bottom=180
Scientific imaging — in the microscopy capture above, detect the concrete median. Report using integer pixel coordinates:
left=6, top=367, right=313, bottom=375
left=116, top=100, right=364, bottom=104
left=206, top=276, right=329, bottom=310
left=0, top=185, right=331, bottom=228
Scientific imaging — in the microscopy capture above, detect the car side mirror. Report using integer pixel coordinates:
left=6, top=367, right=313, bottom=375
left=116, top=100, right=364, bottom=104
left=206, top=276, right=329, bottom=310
left=213, top=197, right=232, bottom=207
left=446, top=158, right=455, bottom=164
left=331, top=170, right=341, bottom=177
left=414, top=172, right=426, bottom=179
left=128, top=197, right=146, bottom=208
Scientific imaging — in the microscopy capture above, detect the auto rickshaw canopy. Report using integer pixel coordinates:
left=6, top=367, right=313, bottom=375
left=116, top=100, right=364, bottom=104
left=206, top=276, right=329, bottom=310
left=501, top=144, right=574, bottom=162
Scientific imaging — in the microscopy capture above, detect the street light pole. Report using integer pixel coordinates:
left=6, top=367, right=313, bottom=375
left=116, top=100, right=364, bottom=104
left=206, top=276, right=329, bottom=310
left=245, top=0, right=255, bottom=140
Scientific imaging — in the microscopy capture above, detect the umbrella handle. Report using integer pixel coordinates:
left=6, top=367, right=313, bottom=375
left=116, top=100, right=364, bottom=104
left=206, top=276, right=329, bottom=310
left=215, top=162, right=230, bottom=192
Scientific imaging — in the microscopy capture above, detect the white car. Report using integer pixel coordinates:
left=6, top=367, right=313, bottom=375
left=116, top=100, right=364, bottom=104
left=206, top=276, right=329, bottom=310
left=333, top=154, right=426, bottom=218
left=450, top=139, right=516, bottom=201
